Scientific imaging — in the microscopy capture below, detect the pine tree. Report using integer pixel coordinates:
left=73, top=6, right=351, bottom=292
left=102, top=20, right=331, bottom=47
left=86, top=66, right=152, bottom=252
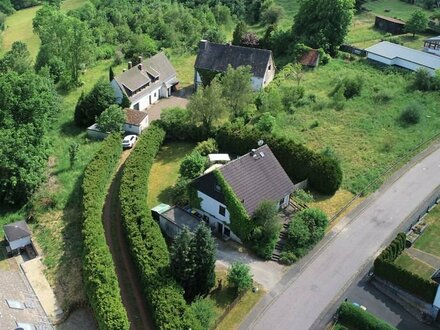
left=121, top=93, right=131, bottom=108
left=232, top=21, right=247, bottom=45
left=191, top=224, right=216, bottom=298
left=170, top=227, right=195, bottom=299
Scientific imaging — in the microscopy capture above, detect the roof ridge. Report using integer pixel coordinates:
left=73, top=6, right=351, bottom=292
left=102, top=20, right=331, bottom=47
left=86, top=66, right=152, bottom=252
left=204, top=40, right=272, bottom=54
left=220, top=145, right=268, bottom=170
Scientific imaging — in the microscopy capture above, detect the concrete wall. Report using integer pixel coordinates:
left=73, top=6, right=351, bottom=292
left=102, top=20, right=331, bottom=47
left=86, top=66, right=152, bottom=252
left=159, top=214, right=182, bottom=239
left=9, top=236, right=31, bottom=250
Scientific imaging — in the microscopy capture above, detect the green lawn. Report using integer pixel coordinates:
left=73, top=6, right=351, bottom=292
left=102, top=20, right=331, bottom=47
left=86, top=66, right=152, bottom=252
left=169, top=54, right=196, bottom=88
left=1, top=0, right=89, bottom=58
left=363, top=0, right=431, bottom=21
left=147, top=142, right=195, bottom=208
left=395, top=253, right=436, bottom=280
left=273, top=58, right=440, bottom=194
left=414, top=206, right=440, bottom=258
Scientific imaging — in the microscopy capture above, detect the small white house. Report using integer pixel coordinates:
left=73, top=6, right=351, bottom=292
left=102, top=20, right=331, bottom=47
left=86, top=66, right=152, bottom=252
left=191, top=145, right=295, bottom=243
left=194, top=40, right=275, bottom=91
left=87, top=109, right=149, bottom=139
left=111, top=52, right=178, bottom=111
left=4, top=220, right=32, bottom=252
left=365, top=41, right=440, bottom=75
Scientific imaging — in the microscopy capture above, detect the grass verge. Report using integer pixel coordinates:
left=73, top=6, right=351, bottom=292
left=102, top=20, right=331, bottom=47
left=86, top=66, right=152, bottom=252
left=413, top=206, right=440, bottom=258
left=394, top=253, right=436, bottom=280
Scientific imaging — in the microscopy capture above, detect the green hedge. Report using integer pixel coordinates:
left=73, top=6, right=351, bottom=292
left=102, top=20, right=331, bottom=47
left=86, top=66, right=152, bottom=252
left=214, top=170, right=253, bottom=240
left=215, top=124, right=342, bottom=195
left=338, top=302, right=397, bottom=330
left=82, top=134, right=129, bottom=330
left=374, top=233, right=438, bottom=303
left=119, top=124, right=202, bottom=330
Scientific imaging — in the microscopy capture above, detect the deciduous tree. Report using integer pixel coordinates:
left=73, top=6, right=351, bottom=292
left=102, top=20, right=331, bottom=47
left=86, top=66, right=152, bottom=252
left=227, top=262, right=253, bottom=294
left=96, top=104, right=125, bottom=133
left=292, top=0, right=354, bottom=54
left=405, top=10, right=429, bottom=37
left=0, top=41, right=32, bottom=74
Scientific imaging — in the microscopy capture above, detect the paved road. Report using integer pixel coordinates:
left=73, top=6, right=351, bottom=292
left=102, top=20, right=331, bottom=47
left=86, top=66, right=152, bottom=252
left=241, top=144, right=440, bottom=330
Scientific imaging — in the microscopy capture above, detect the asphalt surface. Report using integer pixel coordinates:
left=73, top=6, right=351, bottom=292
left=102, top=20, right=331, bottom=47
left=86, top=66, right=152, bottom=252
left=240, top=144, right=440, bottom=330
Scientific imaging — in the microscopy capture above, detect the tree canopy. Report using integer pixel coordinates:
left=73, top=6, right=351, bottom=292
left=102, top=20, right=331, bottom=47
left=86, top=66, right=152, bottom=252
left=292, top=0, right=354, bottom=54
left=405, top=10, right=429, bottom=37
left=0, top=41, right=32, bottom=74
left=96, top=104, right=125, bottom=133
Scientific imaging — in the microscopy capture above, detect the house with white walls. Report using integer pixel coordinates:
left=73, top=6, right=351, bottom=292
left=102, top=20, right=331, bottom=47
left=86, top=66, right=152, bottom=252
left=194, top=40, right=275, bottom=91
left=191, top=145, right=295, bottom=243
left=111, top=52, right=178, bottom=111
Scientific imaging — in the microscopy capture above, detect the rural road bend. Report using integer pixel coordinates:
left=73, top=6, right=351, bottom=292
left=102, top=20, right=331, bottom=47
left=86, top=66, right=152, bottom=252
left=241, top=145, right=440, bottom=330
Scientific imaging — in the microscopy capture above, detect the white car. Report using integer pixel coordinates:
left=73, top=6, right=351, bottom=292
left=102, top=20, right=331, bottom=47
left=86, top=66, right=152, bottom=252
left=122, top=135, right=138, bottom=149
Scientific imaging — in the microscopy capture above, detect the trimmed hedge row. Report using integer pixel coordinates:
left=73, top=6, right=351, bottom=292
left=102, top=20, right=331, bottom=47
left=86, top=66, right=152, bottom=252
left=338, top=302, right=396, bottom=330
left=82, top=134, right=129, bottom=330
left=374, top=233, right=438, bottom=303
left=119, top=124, right=202, bottom=330
left=215, top=124, right=342, bottom=195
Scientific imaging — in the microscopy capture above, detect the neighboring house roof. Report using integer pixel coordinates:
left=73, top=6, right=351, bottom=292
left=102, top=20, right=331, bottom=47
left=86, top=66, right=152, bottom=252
left=433, top=268, right=440, bottom=284
left=375, top=15, right=405, bottom=25
left=365, top=41, right=440, bottom=70
left=125, top=109, right=148, bottom=126
left=425, top=36, right=440, bottom=42
left=113, top=52, right=177, bottom=103
left=4, top=220, right=31, bottom=242
left=193, top=145, right=294, bottom=216
left=299, top=49, right=320, bottom=67
left=195, top=40, right=272, bottom=78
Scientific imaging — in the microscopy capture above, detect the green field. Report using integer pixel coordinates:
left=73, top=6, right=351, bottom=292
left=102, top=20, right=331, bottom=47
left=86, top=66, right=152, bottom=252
left=395, top=253, right=436, bottom=280
left=414, top=206, right=440, bottom=258
left=1, top=0, right=88, bottom=58
left=363, top=0, right=431, bottom=21
left=273, top=59, right=440, bottom=194
left=148, top=142, right=195, bottom=208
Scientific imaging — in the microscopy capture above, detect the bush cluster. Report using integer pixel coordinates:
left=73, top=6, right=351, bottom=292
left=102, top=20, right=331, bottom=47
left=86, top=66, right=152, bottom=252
left=400, top=103, right=421, bottom=126
left=330, top=76, right=363, bottom=99
left=215, top=124, right=342, bottom=195
left=81, top=134, right=129, bottom=330
left=374, top=233, right=438, bottom=303
left=119, top=124, right=202, bottom=330
left=338, top=302, right=397, bottom=330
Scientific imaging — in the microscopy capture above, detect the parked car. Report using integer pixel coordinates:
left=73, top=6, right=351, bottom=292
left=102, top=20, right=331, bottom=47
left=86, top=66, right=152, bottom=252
left=122, top=135, right=138, bottom=148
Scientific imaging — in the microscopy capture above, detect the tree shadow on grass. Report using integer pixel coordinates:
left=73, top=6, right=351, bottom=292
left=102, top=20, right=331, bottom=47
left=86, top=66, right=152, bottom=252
left=60, top=120, right=84, bottom=137
left=156, top=186, right=174, bottom=206
left=155, top=142, right=195, bottom=165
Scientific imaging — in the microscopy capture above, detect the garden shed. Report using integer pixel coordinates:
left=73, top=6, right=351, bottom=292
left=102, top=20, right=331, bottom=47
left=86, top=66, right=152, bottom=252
left=374, top=15, right=405, bottom=34
left=3, top=220, right=32, bottom=253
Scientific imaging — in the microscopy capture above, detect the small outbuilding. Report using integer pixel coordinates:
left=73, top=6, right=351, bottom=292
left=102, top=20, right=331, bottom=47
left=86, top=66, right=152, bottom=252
left=4, top=220, right=32, bottom=253
left=124, top=109, right=149, bottom=135
left=299, top=49, right=320, bottom=68
left=375, top=15, right=405, bottom=35
left=424, top=36, right=440, bottom=56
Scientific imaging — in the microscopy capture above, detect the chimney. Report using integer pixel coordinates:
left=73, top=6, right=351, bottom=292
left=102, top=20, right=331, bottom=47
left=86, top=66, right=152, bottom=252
left=138, top=55, right=143, bottom=64
left=250, top=149, right=256, bottom=156
left=128, top=61, right=132, bottom=69
left=138, top=63, right=143, bottom=71
left=199, top=39, right=208, bottom=51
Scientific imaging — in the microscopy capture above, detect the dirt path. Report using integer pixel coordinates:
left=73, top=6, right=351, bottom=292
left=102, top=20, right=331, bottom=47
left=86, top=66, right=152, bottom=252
left=102, top=150, right=154, bottom=330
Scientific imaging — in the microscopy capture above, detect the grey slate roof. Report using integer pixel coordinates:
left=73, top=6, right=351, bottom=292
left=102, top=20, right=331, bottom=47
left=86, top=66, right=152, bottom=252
left=365, top=41, right=440, bottom=70
left=4, top=220, right=31, bottom=242
left=195, top=40, right=272, bottom=78
left=193, top=145, right=294, bottom=216
left=113, top=52, right=177, bottom=102
left=433, top=268, right=440, bottom=284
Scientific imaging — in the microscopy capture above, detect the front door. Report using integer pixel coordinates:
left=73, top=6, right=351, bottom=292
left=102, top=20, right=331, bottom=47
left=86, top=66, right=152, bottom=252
left=149, top=95, right=152, bottom=105
left=217, top=222, right=223, bottom=235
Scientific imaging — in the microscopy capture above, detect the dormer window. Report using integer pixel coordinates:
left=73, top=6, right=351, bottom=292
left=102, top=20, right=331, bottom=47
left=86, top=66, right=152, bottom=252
left=268, top=65, right=271, bottom=70
left=215, top=184, right=222, bottom=192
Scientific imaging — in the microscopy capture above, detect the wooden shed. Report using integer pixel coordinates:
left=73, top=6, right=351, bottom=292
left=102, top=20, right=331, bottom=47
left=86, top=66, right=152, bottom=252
left=375, top=15, right=405, bottom=35
left=4, top=220, right=32, bottom=253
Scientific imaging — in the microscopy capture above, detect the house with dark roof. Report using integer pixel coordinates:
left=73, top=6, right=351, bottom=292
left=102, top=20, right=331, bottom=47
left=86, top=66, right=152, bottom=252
left=194, top=40, right=275, bottom=91
left=111, top=52, right=178, bottom=111
left=3, top=220, right=32, bottom=252
left=192, top=145, right=295, bottom=242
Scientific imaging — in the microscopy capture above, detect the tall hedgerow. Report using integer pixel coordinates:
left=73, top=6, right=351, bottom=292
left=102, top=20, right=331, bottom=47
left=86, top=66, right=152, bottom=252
left=82, top=133, right=129, bottom=330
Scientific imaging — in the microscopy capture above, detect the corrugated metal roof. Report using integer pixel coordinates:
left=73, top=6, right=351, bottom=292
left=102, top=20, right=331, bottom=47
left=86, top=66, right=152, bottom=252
left=365, top=41, right=440, bottom=70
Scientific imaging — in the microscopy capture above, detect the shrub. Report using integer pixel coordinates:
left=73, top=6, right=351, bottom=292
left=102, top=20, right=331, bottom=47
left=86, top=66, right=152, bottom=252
left=338, top=302, right=397, bottom=330
left=158, top=107, right=208, bottom=142
left=309, top=154, right=343, bottom=195
left=279, top=251, right=298, bottom=265
left=120, top=124, right=202, bottom=329
left=96, top=104, right=125, bottom=133
left=330, top=76, right=363, bottom=99
left=293, top=189, right=313, bottom=203
left=190, top=298, right=216, bottom=330
left=227, top=262, right=253, bottom=294
left=82, top=134, right=129, bottom=330
left=255, top=112, right=276, bottom=133
left=373, top=90, right=392, bottom=103
left=248, top=201, right=282, bottom=259
left=413, top=68, right=432, bottom=91
left=179, top=152, right=207, bottom=180
left=170, top=177, right=191, bottom=206
left=193, top=138, right=218, bottom=156
left=400, top=103, right=421, bottom=126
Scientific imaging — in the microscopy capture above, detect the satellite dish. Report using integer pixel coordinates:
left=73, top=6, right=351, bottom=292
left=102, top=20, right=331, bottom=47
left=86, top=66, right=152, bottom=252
left=257, top=140, right=264, bottom=146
